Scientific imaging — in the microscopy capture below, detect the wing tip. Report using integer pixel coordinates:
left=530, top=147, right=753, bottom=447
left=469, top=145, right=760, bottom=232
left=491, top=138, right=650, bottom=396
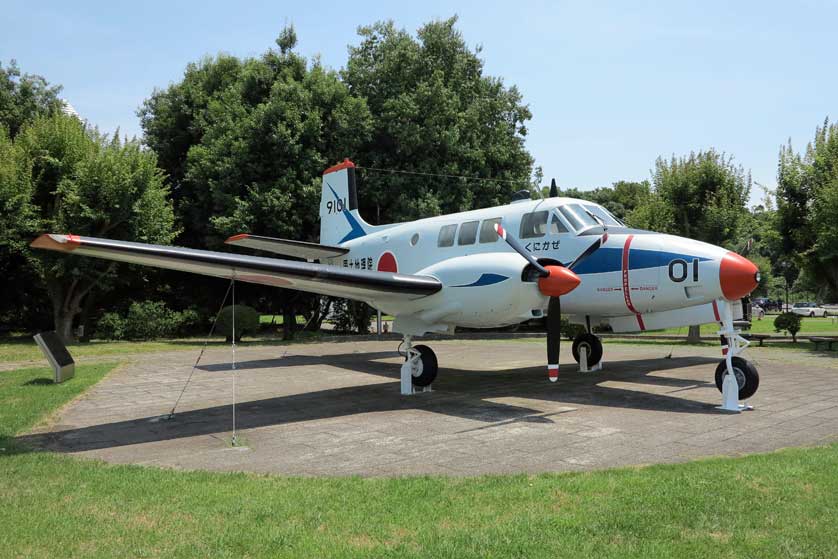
left=225, top=233, right=250, bottom=244
left=30, top=234, right=81, bottom=252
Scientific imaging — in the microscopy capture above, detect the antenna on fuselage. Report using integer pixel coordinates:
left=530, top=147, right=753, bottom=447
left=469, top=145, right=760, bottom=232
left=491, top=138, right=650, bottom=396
left=550, top=178, right=558, bottom=198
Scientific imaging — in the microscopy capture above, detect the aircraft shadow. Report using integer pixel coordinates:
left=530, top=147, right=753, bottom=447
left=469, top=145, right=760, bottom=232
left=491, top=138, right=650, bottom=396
left=18, top=350, right=726, bottom=454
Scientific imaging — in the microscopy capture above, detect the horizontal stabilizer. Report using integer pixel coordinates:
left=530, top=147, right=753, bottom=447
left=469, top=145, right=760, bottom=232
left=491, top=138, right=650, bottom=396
left=225, top=234, right=348, bottom=260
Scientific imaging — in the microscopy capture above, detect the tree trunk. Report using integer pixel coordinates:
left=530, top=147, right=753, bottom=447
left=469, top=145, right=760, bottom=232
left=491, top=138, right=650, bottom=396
left=282, top=307, right=296, bottom=341
left=55, top=312, right=75, bottom=343
left=686, top=324, right=702, bottom=343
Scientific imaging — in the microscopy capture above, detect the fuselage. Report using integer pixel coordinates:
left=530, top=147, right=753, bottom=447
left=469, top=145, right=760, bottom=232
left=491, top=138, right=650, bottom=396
left=324, top=196, right=759, bottom=334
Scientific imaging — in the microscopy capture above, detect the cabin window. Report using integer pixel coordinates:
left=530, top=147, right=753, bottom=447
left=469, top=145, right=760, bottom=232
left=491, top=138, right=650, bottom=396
left=410, top=233, right=420, bottom=246
left=479, top=218, right=502, bottom=243
left=550, top=213, right=569, bottom=234
left=520, top=210, right=549, bottom=238
left=458, top=220, right=479, bottom=245
left=437, top=224, right=457, bottom=247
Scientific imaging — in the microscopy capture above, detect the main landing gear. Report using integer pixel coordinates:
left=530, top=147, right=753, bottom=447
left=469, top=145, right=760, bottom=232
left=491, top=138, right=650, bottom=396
left=715, top=299, right=760, bottom=411
left=400, top=336, right=437, bottom=395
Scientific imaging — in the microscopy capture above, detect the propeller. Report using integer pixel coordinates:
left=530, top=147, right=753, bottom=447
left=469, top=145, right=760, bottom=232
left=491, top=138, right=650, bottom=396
left=495, top=222, right=606, bottom=381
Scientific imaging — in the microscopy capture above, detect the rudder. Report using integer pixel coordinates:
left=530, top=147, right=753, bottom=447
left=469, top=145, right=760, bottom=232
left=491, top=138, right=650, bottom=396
left=319, top=159, right=368, bottom=246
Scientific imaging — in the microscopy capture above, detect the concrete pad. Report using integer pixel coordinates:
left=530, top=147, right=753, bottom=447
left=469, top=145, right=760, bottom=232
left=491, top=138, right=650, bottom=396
left=22, top=339, right=838, bottom=476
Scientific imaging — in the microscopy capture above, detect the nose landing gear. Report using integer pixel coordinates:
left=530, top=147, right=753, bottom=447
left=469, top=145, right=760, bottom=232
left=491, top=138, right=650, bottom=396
left=715, top=299, right=759, bottom=411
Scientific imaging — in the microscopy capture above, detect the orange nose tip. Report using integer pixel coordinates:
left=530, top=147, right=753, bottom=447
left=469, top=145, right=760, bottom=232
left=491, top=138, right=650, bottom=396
left=538, top=265, right=581, bottom=297
left=719, top=252, right=759, bottom=300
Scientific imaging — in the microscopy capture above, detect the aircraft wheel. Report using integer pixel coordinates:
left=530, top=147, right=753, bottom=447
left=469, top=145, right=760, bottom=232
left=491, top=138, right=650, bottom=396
left=408, top=344, right=438, bottom=387
left=714, top=357, right=759, bottom=400
left=572, top=333, right=603, bottom=367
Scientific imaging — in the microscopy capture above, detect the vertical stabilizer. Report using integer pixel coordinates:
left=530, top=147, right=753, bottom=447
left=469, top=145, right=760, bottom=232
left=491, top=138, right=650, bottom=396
left=319, top=159, right=368, bottom=246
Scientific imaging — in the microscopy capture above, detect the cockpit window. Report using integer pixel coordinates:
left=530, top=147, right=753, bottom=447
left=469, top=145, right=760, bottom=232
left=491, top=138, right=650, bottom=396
left=558, top=206, right=583, bottom=230
left=567, top=204, right=599, bottom=228
left=583, top=204, right=622, bottom=226
left=520, top=210, right=549, bottom=238
left=550, top=213, right=569, bottom=234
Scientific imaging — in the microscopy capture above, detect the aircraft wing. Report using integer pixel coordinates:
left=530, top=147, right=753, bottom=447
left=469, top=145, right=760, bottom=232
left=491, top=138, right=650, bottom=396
left=225, top=233, right=348, bottom=260
left=31, top=234, right=441, bottom=301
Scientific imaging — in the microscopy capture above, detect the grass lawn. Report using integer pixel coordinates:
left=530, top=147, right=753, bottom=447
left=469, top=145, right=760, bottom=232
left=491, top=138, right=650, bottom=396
left=2, top=361, right=837, bottom=557
left=645, top=316, right=838, bottom=337
left=0, top=331, right=325, bottom=364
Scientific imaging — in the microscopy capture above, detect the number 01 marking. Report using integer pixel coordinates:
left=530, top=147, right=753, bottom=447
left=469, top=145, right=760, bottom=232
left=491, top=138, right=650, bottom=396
left=669, top=258, right=699, bottom=282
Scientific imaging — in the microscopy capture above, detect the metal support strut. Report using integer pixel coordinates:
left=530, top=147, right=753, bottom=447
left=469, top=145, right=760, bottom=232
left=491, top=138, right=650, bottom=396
left=577, top=346, right=602, bottom=373
left=717, top=299, right=753, bottom=413
left=400, top=335, right=431, bottom=395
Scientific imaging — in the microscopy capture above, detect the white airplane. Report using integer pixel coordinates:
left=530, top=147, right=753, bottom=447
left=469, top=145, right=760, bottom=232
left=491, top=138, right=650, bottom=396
left=32, top=159, right=761, bottom=405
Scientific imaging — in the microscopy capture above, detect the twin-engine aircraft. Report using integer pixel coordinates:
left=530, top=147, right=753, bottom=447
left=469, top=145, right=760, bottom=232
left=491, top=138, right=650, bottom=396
left=32, top=159, right=761, bottom=403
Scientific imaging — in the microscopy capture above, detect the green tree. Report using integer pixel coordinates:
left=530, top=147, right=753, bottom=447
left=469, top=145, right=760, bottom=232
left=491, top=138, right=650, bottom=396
left=0, top=60, right=62, bottom=138
left=776, top=119, right=838, bottom=300
left=342, top=17, right=534, bottom=223
left=631, top=150, right=751, bottom=246
left=139, top=26, right=372, bottom=329
left=1, top=113, right=177, bottom=341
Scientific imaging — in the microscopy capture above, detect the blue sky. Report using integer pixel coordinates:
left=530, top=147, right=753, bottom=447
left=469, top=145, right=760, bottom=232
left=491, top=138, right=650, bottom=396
left=3, top=0, right=835, bottom=205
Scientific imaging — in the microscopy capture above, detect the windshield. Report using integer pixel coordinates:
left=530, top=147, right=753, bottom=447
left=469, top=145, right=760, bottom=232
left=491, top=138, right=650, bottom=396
left=558, top=204, right=599, bottom=230
left=583, top=204, right=623, bottom=226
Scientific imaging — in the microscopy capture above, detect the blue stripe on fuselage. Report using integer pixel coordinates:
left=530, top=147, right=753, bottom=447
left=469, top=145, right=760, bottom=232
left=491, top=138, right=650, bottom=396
left=453, top=273, right=509, bottom=287
left=571, top=248, right=710, bottom=275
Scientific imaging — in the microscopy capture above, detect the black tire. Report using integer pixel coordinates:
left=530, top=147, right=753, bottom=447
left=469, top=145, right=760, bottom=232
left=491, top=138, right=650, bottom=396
left=409, top=344, right=438, bottom=387
left=572, top=333, right=603, bottom=367
left=714, top=356, right=760, bottom=400
left=809, top=311, right=815, bottom=317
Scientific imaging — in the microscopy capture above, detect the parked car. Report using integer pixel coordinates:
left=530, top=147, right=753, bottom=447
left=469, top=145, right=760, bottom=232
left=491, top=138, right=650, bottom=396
left=791, top=302, right=829, bottom=317
left=751, top=304, right=766, bottom=319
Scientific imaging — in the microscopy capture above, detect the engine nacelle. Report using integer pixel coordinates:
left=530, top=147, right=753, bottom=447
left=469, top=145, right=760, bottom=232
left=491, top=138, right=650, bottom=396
left=417, top=253, right=545, bottom=328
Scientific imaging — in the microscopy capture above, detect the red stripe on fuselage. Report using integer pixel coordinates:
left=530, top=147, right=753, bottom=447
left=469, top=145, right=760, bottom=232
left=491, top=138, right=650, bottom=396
left=622, top=235, right=645, bottom=330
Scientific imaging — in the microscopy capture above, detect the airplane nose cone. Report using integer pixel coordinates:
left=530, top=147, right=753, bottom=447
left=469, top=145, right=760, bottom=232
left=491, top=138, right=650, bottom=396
left=719, top=252, right=760, bottom=300
left=538, top=265, right=582, bottom=297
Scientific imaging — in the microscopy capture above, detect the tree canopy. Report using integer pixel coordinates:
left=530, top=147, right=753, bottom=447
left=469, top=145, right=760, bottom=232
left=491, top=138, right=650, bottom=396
left=342, top=17, right=534, bottom=223
left=776, top=119, right=838, bottom=300
left=0, top=113, right=177, bottom=340
left=139, top=28, right=371, bottom=248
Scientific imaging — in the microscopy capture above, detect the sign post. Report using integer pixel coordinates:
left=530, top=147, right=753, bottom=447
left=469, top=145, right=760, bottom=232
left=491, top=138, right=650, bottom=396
left=33, top=331, right=75, bottom=383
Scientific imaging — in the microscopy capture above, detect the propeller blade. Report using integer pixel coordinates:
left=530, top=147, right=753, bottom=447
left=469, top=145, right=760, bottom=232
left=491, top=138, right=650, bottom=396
left=567, top=232, right=608, bottom=271
left=547, top=296, right=562, bottom=381
left=550, top=178, right=558, bottom=198
left=494, top=223, right=549, bottom=277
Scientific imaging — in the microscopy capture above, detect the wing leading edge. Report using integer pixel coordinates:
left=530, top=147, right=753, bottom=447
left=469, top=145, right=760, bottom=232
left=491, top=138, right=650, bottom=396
left=31, top=234, right=441, bottom=301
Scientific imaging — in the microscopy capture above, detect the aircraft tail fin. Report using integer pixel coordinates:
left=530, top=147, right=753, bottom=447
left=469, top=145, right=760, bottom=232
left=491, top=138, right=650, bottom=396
left=319, top=159, right=370, bottom=246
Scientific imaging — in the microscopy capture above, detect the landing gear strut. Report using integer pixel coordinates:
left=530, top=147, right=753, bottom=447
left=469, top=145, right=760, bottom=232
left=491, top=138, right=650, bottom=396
left=400, top=336, right=437, bottom=395
left=715, top=299, right=759, bottom=411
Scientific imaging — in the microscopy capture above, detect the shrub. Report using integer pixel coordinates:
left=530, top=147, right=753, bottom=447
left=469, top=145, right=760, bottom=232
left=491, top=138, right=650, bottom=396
left=95, top=301, right=200, bottom=341
left=773, top=312, right=802, bottom=342
left=215, top=305, right=260, bottom=342
left=559, top=316, right=586, bottom=340
left=95, top=312, right=127, bottom=340
left=331, top=299, right=373, bottom=334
